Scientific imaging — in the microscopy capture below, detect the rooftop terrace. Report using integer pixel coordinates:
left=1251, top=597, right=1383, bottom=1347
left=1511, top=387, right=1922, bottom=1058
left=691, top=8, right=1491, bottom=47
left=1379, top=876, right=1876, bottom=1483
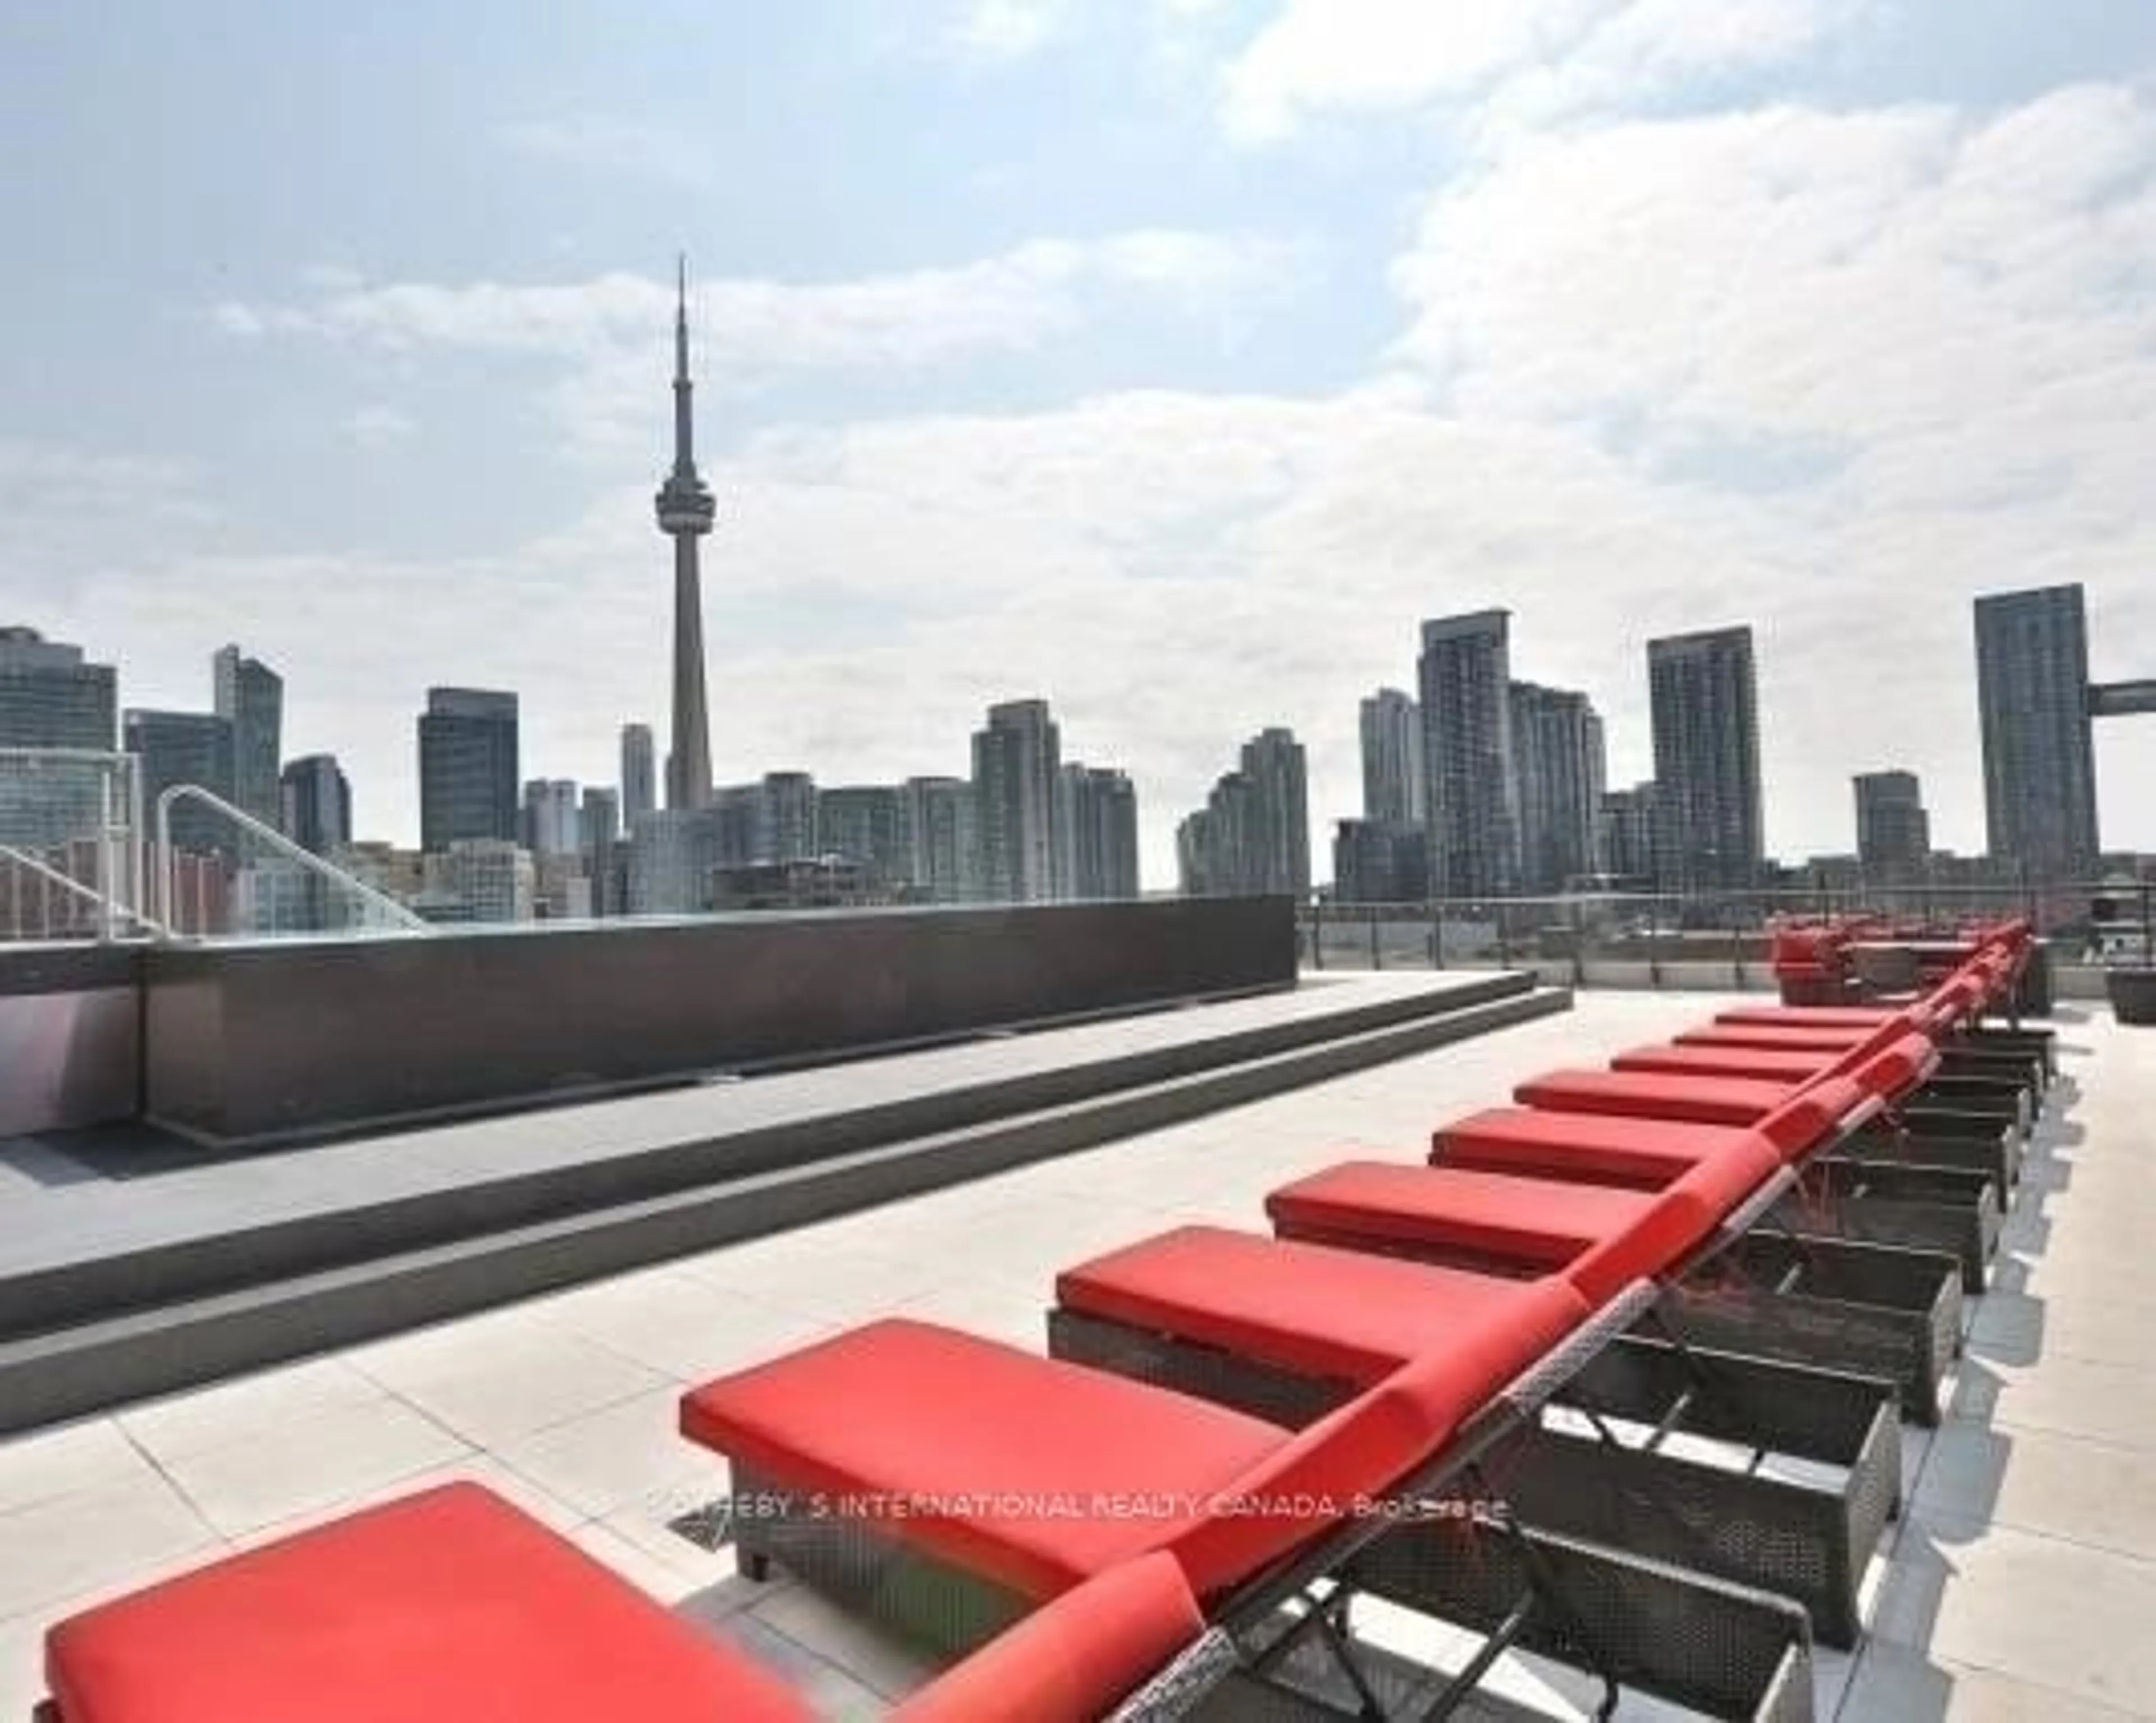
left=0, top=980, right=2147, bottom=1719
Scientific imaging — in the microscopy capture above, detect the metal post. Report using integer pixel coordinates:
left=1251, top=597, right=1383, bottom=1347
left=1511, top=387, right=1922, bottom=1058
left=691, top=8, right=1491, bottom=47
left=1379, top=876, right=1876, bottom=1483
left=1309, top=898, right=1324, bottom=971
left=1431, top=899, right=1445, bottom=970
left=95, top=764, right=117, bottom=943
left=127, top=755, right=147, bottom=930
left=1570, top=896, right=1586, bottom=989
left=1369, top=905, right=1381, bottom=970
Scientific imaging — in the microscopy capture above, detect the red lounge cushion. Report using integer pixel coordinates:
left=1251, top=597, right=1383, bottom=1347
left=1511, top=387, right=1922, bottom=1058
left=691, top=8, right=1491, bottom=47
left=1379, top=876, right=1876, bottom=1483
left=1559, top=1139, right=1781, bottom=1303
left=1434, top=1107, right=1752, bottom=1188
left=894, top=1552, right=1203, bottom=1723
left=1715, top=1007, right=1899, bottom=1029
left=1755, top=1077, right=1867, bottom=1160
left=1057, top=1224, right=1591, bottom=1392
left=1611, top=1045, right=1837, bottom=1081
left=679, top=1319, right=1289, bottom=1601
left=44, top=1483, right=808, bottom=1723
left=1850, top=1032, right=1940, bottom=1101
left=1267, top=1162, right=1657, bottom=1270
left=1168, top=1331, right=1552, bottom=1590
left=1267, top=1150, right=1777, bottom=1306
left=1515, top=1069, right=1798, bottom=1126
left=1677, top=1025, right=1872, bottom=1051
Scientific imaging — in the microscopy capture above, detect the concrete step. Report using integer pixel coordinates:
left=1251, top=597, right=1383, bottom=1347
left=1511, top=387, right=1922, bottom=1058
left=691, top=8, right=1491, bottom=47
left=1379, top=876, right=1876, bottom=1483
left=0, top=984, right=1569, bottom=1433
left=0, top=972, right=1536, bottom=1341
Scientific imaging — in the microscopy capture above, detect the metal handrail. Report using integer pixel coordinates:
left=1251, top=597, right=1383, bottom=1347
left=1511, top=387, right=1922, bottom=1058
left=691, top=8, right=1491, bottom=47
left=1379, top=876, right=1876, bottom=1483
left=0, top=746, right=147, bottom=941
left=0, top=842, right=166, bottom=937
left=153, top=784, right=433, bottom=935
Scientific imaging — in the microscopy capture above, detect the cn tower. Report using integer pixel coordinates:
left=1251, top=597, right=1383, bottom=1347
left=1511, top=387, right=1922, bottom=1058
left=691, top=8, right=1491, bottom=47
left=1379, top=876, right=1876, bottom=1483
left=655, top=254, right=716, bottom=810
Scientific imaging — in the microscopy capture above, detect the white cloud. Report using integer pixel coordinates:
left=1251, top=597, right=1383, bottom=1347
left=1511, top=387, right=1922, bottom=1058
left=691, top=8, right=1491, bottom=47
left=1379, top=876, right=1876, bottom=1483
left=1390, top=86, right=2156, bottom=482
left=1219, top=0, right=1863, bottom=141
left=212, top=231, right=1303, bottom=463
left=0, top=441, right=222, bottom=612
left=343, top=404, right=417, bottom=449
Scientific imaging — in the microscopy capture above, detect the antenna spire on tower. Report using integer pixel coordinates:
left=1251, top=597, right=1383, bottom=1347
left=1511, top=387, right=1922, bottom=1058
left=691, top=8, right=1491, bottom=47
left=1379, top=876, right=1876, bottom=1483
left=656, top=252, right=716, bottom=812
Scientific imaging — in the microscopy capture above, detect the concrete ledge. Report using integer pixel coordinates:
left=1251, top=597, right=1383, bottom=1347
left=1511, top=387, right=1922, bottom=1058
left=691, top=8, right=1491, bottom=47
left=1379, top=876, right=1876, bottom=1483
left=0, top=945, right=143, bottom=1134
left=143, top=897, right=1298, bottom=1145
left=1, top=972, right=1533, bottom=1337
left=0, top=982, right=1570, bottom=1431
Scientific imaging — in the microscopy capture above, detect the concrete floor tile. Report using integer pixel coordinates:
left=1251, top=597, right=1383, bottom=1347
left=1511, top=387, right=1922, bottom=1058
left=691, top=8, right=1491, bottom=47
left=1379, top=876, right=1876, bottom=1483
left=226, top=1450, right=586, bottom=1548
left=0, top=1415, right=156, bottom=1515
left=117, top=1355, right=387, bottom=1466
left=356, top=1326, right=668, bottom=1448
left=1843, top=1637, right=2148, bottom=1722
left=1871, top=1514, right=2156, bottom=1712
left=893, top=1276, right=1055, bottom=1349
left=494, top=1384, right=728, bottom=1522
left=523, top=1269, right=837, bottom=1383
left=1949, top=1350, right=2156, bottom=1452
left=1913, top=1421, right=2156, bottom=1562
left=157, top=1394, right=472, bottom=1539
left=678, top=1237, right=954, bottom=1323
left=0, top=1466, right=220, bottom=1620
left=744, top=1579, right=943, bottom=1701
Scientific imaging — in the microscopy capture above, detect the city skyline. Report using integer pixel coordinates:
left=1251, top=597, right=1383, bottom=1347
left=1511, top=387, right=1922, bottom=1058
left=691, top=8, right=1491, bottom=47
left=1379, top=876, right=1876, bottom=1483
left=6, top=4, right=2156, bottom=883
left=15, top=577, right=2150, bottom=893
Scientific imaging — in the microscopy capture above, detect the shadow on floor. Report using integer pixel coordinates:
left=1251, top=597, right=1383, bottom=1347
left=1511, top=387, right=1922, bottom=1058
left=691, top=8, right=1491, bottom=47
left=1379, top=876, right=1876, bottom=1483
left=0, top=1120, right=240, bottom=1187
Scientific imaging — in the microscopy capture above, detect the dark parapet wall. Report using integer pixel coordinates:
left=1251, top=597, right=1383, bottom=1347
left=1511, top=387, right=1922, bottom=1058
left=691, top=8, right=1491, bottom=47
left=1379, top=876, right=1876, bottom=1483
left=140, top=898, right=1299, bottom=1146
left=0, top=943, right=143, bottom=1136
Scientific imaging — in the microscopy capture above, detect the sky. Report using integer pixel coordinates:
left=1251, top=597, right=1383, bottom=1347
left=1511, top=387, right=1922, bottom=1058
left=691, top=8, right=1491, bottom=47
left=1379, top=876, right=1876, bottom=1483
left=2, top=0, right=2153, bottom=887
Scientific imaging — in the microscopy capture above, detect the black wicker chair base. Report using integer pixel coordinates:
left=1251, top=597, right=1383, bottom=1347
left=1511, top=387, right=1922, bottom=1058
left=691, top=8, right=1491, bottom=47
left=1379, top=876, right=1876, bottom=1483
left=1048, top=1309, right=1897, bottom=1648
left=1344, top=1521, right=1814, bottom=1721
left=1939, top=1045, right=2048, bottom=1096
left=1264, top=1221, right=1962, bottom=1427
left=728, top=1464, right=1031, bottom=1658
left=1845, top=1116, right=2018, bottom=1196
left=1776, top=1164, right=2000, bottom=1294
left=1654, top=1234, right=1962, bottom=1425
left=1203, top=1588, right=1810, bottom=1721
left=1913, top=1075, right=2031, bottom=1140
left=1956, top=1026, right=2055, bottom=1080
left=727, top=1462, right=1814, bottom=1719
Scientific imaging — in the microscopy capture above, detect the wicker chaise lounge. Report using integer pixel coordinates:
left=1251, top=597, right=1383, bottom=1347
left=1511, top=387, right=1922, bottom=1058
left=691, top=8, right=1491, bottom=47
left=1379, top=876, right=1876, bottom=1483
left=1464, top=1036, right=2003, bottom=1293
left=1266, top=1092, right=1963, bottom=1422
left=1518, top=1021, right=2025, bottom=1196
left=1049, top=1207, right=1901, bottom=1643
left=680, top=1287, right=1815, bottom=1719
left=1607, top=1040, right=2034, bottom=1145
left=37, top=1482, right=1222, bottom=1723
